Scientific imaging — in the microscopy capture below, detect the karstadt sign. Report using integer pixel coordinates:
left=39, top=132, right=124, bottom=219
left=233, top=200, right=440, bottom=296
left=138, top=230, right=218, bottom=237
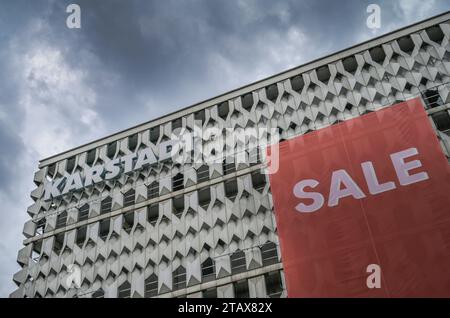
left=43, top=126, right=280, bottom=201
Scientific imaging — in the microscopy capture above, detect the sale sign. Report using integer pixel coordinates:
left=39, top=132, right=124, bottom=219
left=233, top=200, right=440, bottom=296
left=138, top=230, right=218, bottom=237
left=268, top=97, right=450, bottom=297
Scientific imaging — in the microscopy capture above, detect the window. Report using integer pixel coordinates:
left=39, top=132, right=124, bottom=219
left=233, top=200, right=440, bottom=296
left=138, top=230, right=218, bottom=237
left=92, top=288, right=104, bottom=298
left=194, top=110, right=205, bottom=125
left=78, top=204, right=89, bottom=222
left=118, top=281, right=131, bottom=298
left=53, top=233, right=64, bottom=255
left=248, top=147, right=260, bottom=166
left=36, top=217, right=46, bottom=235
left=122, top=212, right=134, bottom=234
left=242, top=93, right=253, bottom=110
left=264, top=271, right=283, bottom=298
left=251, top=171, right=266, bottom=193
left=317, top=66, right=331, bottom=83
left=172, top=173, right=184, bottom=191
left=265, top=84, right=278, bottom=101
left=369, top=46, right=386, bottom=63
left=218, top=101, right=229, bottom=120
left=98, top=219, right=110, bottom=241
left=128, top=134, right=138, bottom=152
left=261, top=242, right=278, bottom=266
left=172, top=118, right=182, bottom=130
left=172, top=195, right=184, bottom=219
left=55, top=211, right=67, bottom=229
left=196, top=165, right=209, bottom=183
left=230, top=250, right=246, bottom=275
left=66, top=157, right=75, bottom=173
left=201, top=258, right=215, bottom=282
left=202, top=288, right=217, bottom=298
left=224, top=179, right=238, bottom=201
left=343, top=56, right=357, bottom=74
left=198, top=188, right=211, bottom=210
left=147, top=181, right=159, bottom=199
left=107, top=142, right=117, bottom=159
left=422, top=89, right=443, bottom=109
left=86, top=149, right=96, bottom=166
left=101, top=196, right=112, bottom=214
left=76, top=226, right=87, bottom=247
left=222, top=158, right=236, bottom=175
left=144, top=274, right=158, bottom=298
left=145, top=204, right=158, bottom=226
left=172, top=266, right=186, bottom=291
left=233, top=279, right=249, bottom=298
left=398, top=36, right=414, bottom=53
left=123, top=189, right=135, bottom=207
left=149, top=127, right=160, bottom=143
left=432, top=110, right=450, bottom=134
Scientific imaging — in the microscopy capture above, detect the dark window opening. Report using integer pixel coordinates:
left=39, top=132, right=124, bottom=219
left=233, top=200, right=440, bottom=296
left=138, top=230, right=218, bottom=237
left=101, top=196, right=112, bottom=214
left=223, top=158, right=236, bottom=175
left=53, top=233, right=64, bottom=255
left=78, top=204, right=89, bottom=222
left=86, top=149, right=96, bottom=166
left=145, top=274, right=158, bottom=298
left=426, top=26, right=444, bottom=44
left=92, top=288, right=104, bottom=298
left=149, top=127, right=160, bottom=143
left=128, top=134, right=138, bottom=152
left=202, top=288, right=217, bottom=298
left=172, top=173, right=184, bottom=191
left=398, top=36, right=414, bottom=53
left=107, top=142, right=117, bottom=159
left=369, top=46, right=386, bottom=63
left=172, top=266, right=186, bottom=291
left=118, top=281, right=131, bottom=298
left=172, top=195, right=184, bottom=219
left=249, top=147, right=261, bottom=166
left=66, top=157, right=76, bottom=173
left=147, top=204, right=159, bottom=226
left=290, top=75, right=304, bottom=92
left=261, top=242, right=278, bottom=266
left=194, top=110, right=205, bottom=125
left=422, top=89, right=443, bottom=109
left=251, top=171, right=266, bottom=193
left=198, top=188, right=211, bottom=210
left=432, top=110, right=450, bottom=134
left=99, top=219, right=110, bottom=241
left=122, top=211, right=134, bottom=234
left=265, top=84, right=279, bottom=101
left=196, top=165, right=209, bottom=183
left=233, top=279, right=249, bottom=298
left=218, top=101, right=229, bottom=120
left=147, top=181, right=159, bottom=199
left=225, top=179, right=238, bottom=202
left=230, top=250, right=246, bottom=275
left=172, top=118, right=182, bottom=131
left=76, top=226, right=87, bottom=247
left=55, top=211, right=67, bottom=229
left=317, top=66, right=331, bottom=83
left=36, top=217, right=46, bottom=235
left=343, top=56, right=357, bottom=74
left=123, top=189, right=135, bottom=207
left=201, top=258, right=216, bottom=282
left=242, top=93, right=253, bottom=110
left=265, top=271, right=283, bottom=298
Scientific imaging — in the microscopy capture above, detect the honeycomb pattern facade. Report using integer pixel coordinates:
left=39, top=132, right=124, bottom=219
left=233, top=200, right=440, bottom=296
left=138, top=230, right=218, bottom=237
left=10, top=14, right=450, bottom=298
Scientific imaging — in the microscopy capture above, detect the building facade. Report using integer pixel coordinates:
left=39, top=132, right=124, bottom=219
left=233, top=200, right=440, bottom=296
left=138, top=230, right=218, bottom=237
left=11, top=12, right=450, bottom=298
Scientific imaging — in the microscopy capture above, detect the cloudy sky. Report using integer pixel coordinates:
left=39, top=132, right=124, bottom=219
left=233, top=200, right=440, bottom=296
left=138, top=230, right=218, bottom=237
left=0, top=0, right=449, bottom=297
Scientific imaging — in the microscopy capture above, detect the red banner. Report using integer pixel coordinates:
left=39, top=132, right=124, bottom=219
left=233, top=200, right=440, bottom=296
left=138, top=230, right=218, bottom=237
left=268, top=97, right=450, bottom=297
